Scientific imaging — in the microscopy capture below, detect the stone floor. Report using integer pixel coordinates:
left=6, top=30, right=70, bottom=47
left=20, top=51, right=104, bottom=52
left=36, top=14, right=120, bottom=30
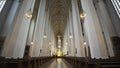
left=40, top=58, right=73, bottom=68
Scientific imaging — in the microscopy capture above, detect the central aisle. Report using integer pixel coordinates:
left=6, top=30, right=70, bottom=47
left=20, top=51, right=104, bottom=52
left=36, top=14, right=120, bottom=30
left=40, top=58, right=73, bottom=68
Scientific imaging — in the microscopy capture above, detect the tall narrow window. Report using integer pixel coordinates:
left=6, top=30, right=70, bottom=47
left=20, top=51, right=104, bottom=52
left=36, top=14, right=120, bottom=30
left=111, top=0, right=120, bottom=18
left=0, top=0, right=6, bottom=12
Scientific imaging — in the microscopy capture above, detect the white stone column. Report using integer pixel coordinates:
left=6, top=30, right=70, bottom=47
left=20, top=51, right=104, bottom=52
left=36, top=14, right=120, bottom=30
left=95, top=0, right=116, bottom=57
left=81, top=0, right=108, bottom=59
left=49, top=22, right=55, bottom=56
left=71, top=0, right=85, bottom=57
left=62, top=19, right=69, bottom=56
left=50, top=30, right=56, bottom=56
left=67, top=18, right=71, bottom=56
left=39, top=14, right=46, bottom=56
left=43, top=11, right=50, bottom=56
left=30, top=0, right=46, bottom=57
left=68, top=10, right=75, bottom=56
left=1, top=0, right=35, bottom=58
left=83, top=24, right=91, bottom=57
left=47, top=16, right=52, bottom=56
left=48, top=16, right=56, bottom=56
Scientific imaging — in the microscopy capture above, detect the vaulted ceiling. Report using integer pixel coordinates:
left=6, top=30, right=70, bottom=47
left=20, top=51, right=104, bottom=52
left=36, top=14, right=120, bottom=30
left=46, top=0, right=71, bottom=38
left=45, top=0, right=83, bottom=40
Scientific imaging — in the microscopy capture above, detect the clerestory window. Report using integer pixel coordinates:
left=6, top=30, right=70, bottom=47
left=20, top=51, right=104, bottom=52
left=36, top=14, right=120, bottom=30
left=111, top=0, right=120, bottom=18
left=0, top=0, right=6, bottom=12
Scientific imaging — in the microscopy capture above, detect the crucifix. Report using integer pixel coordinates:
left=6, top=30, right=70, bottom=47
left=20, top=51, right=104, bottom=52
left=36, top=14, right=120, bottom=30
left=57, top=35, right=62, bottom=49
left=57, top=35, right=61, bottom=42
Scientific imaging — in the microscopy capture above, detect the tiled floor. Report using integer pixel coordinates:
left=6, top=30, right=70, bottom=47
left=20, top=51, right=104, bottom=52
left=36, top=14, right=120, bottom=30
left=40, top=58, right=73, bottom=68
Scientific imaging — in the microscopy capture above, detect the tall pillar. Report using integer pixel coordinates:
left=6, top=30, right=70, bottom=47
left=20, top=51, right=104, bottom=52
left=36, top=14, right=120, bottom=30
left=47, top=15, right=52, bottom=56
left=42, top=11, right=50, bottom=56
left=63, top=18, right=71, bottom=56
left=1, top=0, right=35, bottom=58
left=48, top=17, right=56, bottom=56
left=68, top=10, right=75, bottom=56
left=95, top=0, right=117, bottom=57
left=28, top=0, right=40, bottom=57
left=30, top=0, right=46, bottom=57
left=67, top=18, right=71, bottom=56
left=81, top=0, right=108, bottom=59
left=71, top=0, right=85, bottom=57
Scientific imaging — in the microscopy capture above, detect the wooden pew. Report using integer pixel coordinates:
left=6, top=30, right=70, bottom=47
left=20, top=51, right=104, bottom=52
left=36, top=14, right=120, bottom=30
left=88, top=58, right=120, bottom=68
left=0, top=56, right=54, bottom=68
left=63, top=57, right=89, bottom=68
left=63, top=57, right=120, bottom=68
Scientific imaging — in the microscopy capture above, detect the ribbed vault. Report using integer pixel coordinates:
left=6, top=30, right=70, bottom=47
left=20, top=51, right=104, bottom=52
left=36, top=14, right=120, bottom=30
left=46, top=0, right=71, bottom=38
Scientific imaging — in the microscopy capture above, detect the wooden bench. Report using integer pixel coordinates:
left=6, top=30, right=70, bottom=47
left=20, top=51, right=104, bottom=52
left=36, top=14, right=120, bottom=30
left=0, top=56, right=54, bottom=68
left=63, top=57, right=120, bottom=68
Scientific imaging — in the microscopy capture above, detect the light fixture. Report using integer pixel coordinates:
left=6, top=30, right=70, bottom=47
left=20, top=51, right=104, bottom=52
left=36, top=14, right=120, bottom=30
left=80, top=11, right=87, bottom=19
left=69, top=35, right=73, bottom=39
left=43, top=34, right=47, bottom=38
left=58, top=39, right=61, bottom=42
left=58, top=45, right=61, bottom=48
left=65, top=42, right=68, bottom=45
left=31, top=42, right=34, bottom=45
left=25, top=10, right=32, bottom=19
left=84, top=42, right=87, bottom=45
left=25, top=0, right=33, bottom=19
left=49, top=41, right=52, bottom=45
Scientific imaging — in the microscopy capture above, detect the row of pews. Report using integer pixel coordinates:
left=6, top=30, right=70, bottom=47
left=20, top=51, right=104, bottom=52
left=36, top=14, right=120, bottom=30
left=0, top=56, right=54, bottom=68
left=1, top=56, right=120, bottom=68
left=63, top=57, right=120, bottom=68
